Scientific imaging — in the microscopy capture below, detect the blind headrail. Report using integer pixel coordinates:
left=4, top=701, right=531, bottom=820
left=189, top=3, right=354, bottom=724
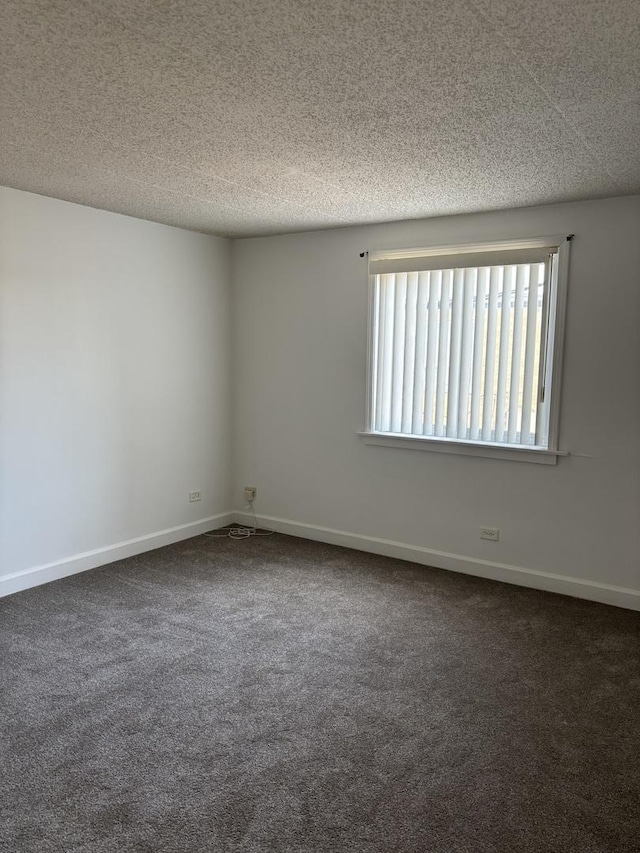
left=370, top=245, right=558, bottom=275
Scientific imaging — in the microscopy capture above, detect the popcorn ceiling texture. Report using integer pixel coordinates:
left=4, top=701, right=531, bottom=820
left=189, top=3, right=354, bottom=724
left=1, top=0, right=639, bottom=237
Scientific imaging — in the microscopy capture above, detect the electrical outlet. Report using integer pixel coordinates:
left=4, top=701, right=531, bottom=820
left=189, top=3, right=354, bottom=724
left=244, top=486, right=257, bottom=503
left=480, top=527, right=500, bottom=542
left=189, top=490, right=202, bottom=502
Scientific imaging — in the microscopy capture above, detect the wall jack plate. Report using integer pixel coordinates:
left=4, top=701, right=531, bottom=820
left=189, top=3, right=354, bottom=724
left=480, top=527, right=499, bottom=541
left=244, top=486, right=257, bottom=503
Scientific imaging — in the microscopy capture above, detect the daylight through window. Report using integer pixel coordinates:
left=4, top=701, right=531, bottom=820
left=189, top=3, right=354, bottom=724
left=367, top=240, right=568, bottom=451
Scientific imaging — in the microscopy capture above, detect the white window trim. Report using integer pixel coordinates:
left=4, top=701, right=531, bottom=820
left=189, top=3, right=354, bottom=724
left=358, top=431, right=568, bottom=464
left=361, top=234, right=572, bottom=464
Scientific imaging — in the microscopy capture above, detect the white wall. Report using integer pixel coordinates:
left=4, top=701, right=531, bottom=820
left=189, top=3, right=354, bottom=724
left=0, top=187, right=232, bottom=589
left=3, top=189, right=638, bottom=607
left=232, top=196, right=640, bottom=606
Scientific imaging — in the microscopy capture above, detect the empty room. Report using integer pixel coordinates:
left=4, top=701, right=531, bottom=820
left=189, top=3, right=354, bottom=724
left=1, top=1, right=639, bottom=851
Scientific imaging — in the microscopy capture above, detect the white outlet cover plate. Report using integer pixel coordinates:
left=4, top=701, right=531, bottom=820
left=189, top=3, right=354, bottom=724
left=480, top=528, right=500, bottom=541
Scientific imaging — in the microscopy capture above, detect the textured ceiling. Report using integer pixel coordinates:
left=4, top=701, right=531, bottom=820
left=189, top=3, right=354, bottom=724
left=1, top=0, right=639, bottom=237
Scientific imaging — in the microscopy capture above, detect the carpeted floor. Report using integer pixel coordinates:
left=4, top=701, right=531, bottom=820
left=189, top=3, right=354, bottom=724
left=1, top=532, right=639, bottom=853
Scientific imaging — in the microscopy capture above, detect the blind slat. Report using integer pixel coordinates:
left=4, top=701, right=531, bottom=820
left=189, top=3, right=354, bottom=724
left=434, top=270, right=452, bottom=437
left=494, top=266, right=513, bottom=444
left=481, top=267, right=501, bottom=441
left=411, top=272, right=429, bottom=434
left=390, top=273, right=407, bottom=432
left=401, top=273, right=419, bottom=433
left=457, top=268, right=476, bottom=438
left=446, top=269, right=465, bottom=437
left=379, top=274, right=395, bottom=431
left=507, top=265, right=527, bottom=443
left=470, top=267, right=489, bottom=440
left=423, top=271, right=440, bottom=436
left=520, top=264, right=542, bottom=444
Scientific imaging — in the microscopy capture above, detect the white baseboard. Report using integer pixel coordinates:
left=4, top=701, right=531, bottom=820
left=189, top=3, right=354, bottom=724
left=4, top=510, right=638, bottom=612
left=0, top=512, right=235, bottom=598
left=234, top=511, right=640, bottom=612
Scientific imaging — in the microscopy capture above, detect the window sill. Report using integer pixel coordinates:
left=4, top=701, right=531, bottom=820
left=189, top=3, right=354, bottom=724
left=358, top=431, right=568, bottom=465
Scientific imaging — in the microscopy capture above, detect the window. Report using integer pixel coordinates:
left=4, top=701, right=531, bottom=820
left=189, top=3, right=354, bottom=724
left=363, top=237, right=571, bottom=463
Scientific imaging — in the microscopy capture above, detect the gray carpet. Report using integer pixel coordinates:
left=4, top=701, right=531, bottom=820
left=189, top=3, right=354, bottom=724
left=1, top=532, right=639, bottom=853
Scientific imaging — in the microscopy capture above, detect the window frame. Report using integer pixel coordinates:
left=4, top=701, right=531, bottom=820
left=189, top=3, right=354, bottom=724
left=361, top=234, right=572, bottom=464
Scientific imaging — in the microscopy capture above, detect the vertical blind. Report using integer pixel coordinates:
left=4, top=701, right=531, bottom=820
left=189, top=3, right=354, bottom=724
left=370, top=250, right=557, bottom=447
